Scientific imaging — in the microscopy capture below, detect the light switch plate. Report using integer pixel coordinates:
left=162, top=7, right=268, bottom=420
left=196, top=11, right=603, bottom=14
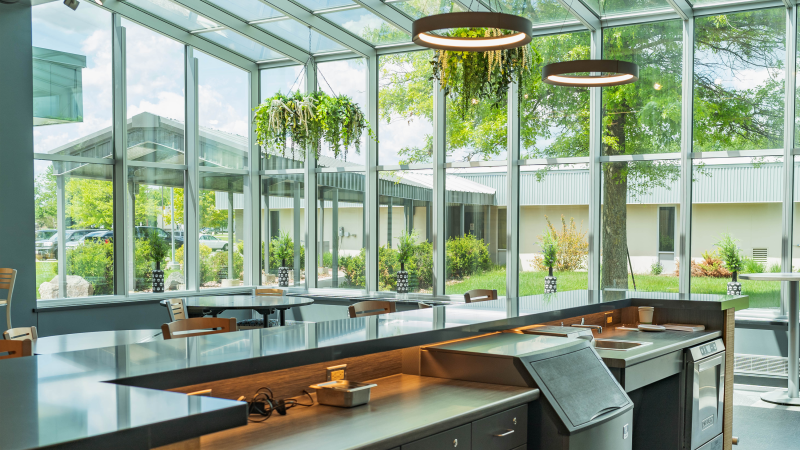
left=623, top=423, right=629, bottom=440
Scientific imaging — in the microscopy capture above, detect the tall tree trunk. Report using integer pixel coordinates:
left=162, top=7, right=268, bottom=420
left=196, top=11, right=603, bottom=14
left=602, top=111, right=629, bottom=290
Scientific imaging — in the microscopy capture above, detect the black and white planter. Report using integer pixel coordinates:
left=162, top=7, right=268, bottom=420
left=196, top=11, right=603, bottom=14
left=152, top=262, right=164, bottom=293
left=396, top=263, right=409, bottom=294
left=544, top=275, right=557, bottom=294
left=727, top=281, right=742, bottom=296
left=278, top=259, right=290, bottom=287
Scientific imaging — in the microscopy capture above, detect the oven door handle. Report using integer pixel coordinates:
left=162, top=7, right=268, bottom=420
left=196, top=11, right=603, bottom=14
left=698, top=354, right=725, bottom=372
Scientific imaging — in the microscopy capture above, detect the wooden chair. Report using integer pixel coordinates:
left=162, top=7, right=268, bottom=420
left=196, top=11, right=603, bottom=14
left=348, top=301, right=396, bottom=318
left=166, top=298, right=186, bottom=321
left=161, top=317, right=238, bottom=340
left=4, top=326, right=38, bottom=341
left=0, top=268, right=17, bottom=330
left=0, top=339, right=32, bottom=360
left=255, top=288, right=283, bottom=296
left=463, top=289, right=498, bottom=303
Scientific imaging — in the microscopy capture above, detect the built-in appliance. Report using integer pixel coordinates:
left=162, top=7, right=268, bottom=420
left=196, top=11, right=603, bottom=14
left=420, top=333, right=634, bottom=450
left=681, top=339, right=725, bottom=450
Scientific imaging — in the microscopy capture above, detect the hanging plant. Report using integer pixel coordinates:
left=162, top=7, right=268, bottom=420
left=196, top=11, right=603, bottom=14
left=253, top=91, right=376, bottom=162
left=430, top=27, right=532, bottom=116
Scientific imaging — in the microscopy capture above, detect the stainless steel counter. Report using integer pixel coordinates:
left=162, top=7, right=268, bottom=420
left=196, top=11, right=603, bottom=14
left=595, top=328, right=722, bottom=368
left=0, top=290, right=745, bottom=450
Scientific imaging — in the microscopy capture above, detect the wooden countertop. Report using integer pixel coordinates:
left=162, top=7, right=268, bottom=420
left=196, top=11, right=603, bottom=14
left=200, top=374, right=540, bottom=450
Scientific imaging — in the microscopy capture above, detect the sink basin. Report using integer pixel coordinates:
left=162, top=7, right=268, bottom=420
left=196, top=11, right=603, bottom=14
left=594, top=339, right=653, bottom=351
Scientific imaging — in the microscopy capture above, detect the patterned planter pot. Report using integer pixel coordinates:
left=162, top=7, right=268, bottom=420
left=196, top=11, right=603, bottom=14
left=396, top=268, right=409, bottom=294
left=544, top=275, right=557, bottom=294
left=152, top=269, right=165, bottom=293
left=727, top=281, right=742, bottom=296
left=278, top=267, right=290, bottom=287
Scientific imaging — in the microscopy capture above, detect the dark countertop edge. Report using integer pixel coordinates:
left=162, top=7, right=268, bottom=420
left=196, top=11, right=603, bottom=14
left=629, top=296, right=747, bottom=311
left=599, top=330, right=722, bottom=368
left=360, top=387, right=540, bottom=450
left=27, top=402, right=247, bottom=450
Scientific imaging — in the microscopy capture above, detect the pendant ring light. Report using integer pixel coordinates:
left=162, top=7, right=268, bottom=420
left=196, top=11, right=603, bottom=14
left=542, top=60, right=639, bottom=87
left=412, top=12, right=533, bottom=52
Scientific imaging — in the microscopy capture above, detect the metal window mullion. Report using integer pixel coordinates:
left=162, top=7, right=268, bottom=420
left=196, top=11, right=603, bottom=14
left=782, top=7, right=797, bottom=315
left=305, top=58, right=318, bottom=289
left=56, top=168, right=66, bottom=299
left=112, top=16, right=129, bottom=297
left=506, top=80, right=520, bottom=299
left=185, top=48, right=201, bottom=291
left=432, top=79, right=446, bottom=296
left=587, top=28, right=602, bottom=294
left=365, top=56, right=379, bottom=291
left=679, top=18, right=695, bottom=295
left=245, top=66, right=261, bottom=287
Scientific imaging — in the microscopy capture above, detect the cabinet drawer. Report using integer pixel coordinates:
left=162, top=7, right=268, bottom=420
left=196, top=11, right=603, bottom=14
left=471, top=405, right=528, bottom=450
left=401, top=424, right=471, bottom=450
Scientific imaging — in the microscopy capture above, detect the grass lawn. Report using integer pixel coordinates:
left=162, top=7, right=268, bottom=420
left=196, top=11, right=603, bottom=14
left=35, top=261, right=57, bottom=299
left=444, top=269, right=779, bottom=309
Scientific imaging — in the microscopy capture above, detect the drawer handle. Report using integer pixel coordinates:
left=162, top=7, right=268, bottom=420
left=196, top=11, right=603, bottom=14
left=494, top=429, right=515, bottom=437
left=453, top=438, right=458, bottom=447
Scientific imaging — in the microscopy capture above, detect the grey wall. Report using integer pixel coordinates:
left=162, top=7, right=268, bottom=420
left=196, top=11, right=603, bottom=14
left=0, top=2, right=36, bottom=334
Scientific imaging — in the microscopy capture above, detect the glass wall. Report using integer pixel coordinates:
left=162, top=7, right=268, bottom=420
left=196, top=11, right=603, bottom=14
left=317, top=59, right=367, bottom=166
left=317, top=173, right=366, bottom=289
left=693, top=158, right=782, bottom=308
left=261, top=174, right=305, bottom=287
left=603, top=20, right=683, bottom=155
left=694, top=9, right=785, bottom=152
left=199, top=173, right=245, bottom=289
left=519, top=165, right=590, bottom=296
left=378, top=170, right=433, bottom=292
left=378, top=50, right=434, bottom=165
left=601, top=160, right=680, bottom=293
left=445, top=167, right=506, bottom=294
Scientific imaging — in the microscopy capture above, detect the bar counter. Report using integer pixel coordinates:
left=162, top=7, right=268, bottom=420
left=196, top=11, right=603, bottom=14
left=0, top=290, right=747, bottom=450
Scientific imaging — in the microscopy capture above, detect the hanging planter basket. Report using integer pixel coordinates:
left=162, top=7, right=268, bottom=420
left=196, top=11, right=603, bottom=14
left=253, top=91, right=376, bottom=162
left=429, top=27, right=533, bottom=115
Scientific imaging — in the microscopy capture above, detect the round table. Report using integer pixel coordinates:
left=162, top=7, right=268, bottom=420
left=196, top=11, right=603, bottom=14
left=739, top=273, right=800, bottom=406
left=32, top=329, right=163, bottom=355
left=181, top=295, right=314, bottom=327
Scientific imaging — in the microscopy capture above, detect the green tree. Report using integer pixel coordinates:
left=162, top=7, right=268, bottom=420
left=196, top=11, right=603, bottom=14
left=66, top=178, right=114, bottom=229
left=34, top=165, right=57, bottom=228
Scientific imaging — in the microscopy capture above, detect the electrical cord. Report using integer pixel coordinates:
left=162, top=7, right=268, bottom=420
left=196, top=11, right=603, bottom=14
left=242, top=387, right=314, bottom=423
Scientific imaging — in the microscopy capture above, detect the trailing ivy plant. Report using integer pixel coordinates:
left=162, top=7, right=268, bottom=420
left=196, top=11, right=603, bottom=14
left=431, top=28, right=533, bottom=117
left=253, top=91, right=376, bottom=162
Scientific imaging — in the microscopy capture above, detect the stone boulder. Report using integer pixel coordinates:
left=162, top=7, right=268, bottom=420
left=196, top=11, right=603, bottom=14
left=39, top=275, right=93, bottom=299
left=165, top=272, right=185, bottom=291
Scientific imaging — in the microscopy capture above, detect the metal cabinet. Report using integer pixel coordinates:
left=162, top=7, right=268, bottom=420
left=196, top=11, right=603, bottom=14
left=471, top=404, right=528, bottom=450
left=401, top=424, right=471, bottom=450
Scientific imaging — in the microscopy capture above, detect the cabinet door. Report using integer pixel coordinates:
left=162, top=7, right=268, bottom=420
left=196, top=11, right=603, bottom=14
left=471, top=404, right=528, bottom=450
left=401, top=424, right=471, bottom=450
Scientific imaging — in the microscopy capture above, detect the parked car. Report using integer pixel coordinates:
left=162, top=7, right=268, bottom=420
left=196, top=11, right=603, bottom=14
left=170, top=230, right=185, bottom=241
left=135, top=226, right=183, bottom=249
left=36, top=229, right=56, bottom=241
left=199, top=234, right=228, bottom=251
left=36, top=229, right=96, bottom=259
left=66, top=230, right=114, bottom=250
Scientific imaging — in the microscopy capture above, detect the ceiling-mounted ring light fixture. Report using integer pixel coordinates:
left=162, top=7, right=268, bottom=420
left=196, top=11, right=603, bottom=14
left=542, top=60, right=639, bottom=87
left=412, top=12, right=533, bottom=52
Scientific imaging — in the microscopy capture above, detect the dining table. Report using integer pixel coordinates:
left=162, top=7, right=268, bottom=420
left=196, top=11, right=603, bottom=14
left=177, top=294, right=315, bottom=327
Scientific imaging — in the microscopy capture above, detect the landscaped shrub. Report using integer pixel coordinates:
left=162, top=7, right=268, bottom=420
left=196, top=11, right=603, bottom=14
left=175, top=244, right=214, bottom=283
left=533, top=215, right=588, bottom=272
left=378, top=245, right=400, bottom=290
left=134, top=238, right=153, bottom=290
left=67, top=241, right=113, bottom=295
left=268, top=233, right=305, bottom=270
left=684, top=250, right=732, bottom=278
left=742, top=257, right=765, bottom=274
left=340, top=249, right=366, bottom=288
left=322, top=251, right=333, bottom=268
left=413, top=241, right=433, bottom=290
left=446, top=233, right=491, bottom=279
left=207, top=241, right=244, bottom=281
left=650, top=260, right=663, bottom=275
left=769, top=263, right=781, bottom=273
left=715, top=233, right=743, bottom=280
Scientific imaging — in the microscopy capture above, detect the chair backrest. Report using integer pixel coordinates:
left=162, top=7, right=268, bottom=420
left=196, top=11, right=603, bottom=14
left=464, top=289, right=498, bottom=303
left=161, top=317, right=237, bottom=340
left=348, top=301, right=396, bottom=318
left=0, top=339, right=31, bottom=360
left=166, top=298, right=186, bottom=321
left=255, top=288, right=283, bottom=296
left=4, top=327, right=38, bottom=341
left=0, top=269, right=17, bottom=330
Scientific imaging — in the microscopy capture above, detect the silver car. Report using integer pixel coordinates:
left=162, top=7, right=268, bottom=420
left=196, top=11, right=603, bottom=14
left=199, top=234, right=228, bottom=251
